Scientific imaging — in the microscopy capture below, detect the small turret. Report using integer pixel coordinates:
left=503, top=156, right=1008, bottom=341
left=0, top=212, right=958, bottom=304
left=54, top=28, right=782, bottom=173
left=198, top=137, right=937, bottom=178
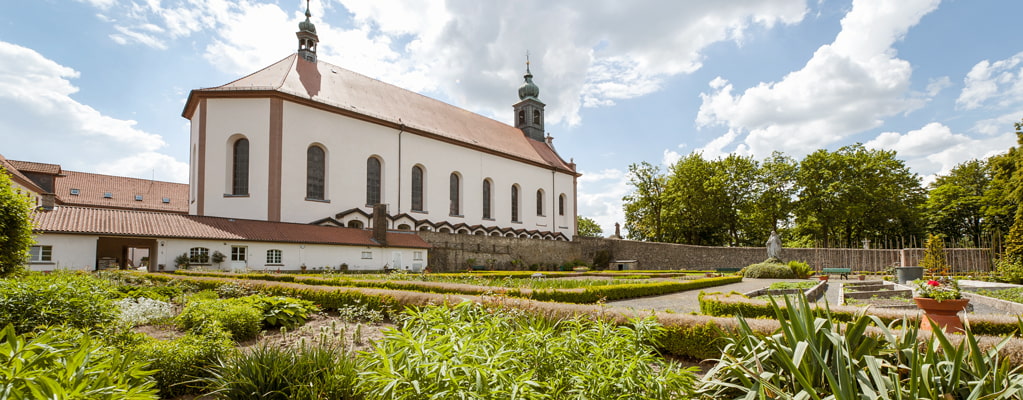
left=296, top=0, right=318, bottom=62
left=513, top=54, right=546, bottom=142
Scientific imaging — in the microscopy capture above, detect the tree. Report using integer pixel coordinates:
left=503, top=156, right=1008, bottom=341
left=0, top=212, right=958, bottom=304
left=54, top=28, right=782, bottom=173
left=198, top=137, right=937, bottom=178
left=925, top=159, right=990, bottom=246
left=0, top=170, right=35, bottom=277
left=623, top=162, right=669, bottom=242
left=576, top=216, right=604, bottom=237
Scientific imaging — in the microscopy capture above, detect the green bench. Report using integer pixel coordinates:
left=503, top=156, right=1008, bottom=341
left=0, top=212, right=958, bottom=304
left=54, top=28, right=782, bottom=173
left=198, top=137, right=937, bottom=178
left=715, top=267, right=742, bottom=275
left=821, top=267, right=851, bottom=280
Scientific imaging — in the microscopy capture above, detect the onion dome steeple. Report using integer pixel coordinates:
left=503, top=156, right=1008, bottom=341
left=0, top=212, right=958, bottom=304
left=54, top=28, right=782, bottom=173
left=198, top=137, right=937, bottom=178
left=513, top=53, right=546, bottom=142
left=296, top=0, right=319, bottom=62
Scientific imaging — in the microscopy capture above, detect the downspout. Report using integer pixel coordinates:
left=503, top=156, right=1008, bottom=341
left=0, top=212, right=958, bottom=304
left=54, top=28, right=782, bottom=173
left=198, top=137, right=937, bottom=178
left=551, top=169, right=556, bottom=232
left=397, top=120, right=405, bottom=214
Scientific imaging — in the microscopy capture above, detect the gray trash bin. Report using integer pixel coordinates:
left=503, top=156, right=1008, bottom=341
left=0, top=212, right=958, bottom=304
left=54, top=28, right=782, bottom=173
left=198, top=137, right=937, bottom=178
left=894, top=266, right=924, bottom=284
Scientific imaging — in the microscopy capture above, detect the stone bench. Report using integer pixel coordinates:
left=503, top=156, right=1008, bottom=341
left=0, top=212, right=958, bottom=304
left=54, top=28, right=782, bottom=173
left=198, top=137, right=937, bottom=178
left=822, top=267, right=852, bottom=280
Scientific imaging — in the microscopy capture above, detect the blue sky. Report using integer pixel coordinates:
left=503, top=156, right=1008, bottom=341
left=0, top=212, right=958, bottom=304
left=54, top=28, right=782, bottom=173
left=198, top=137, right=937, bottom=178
left=1, top=0, right=1022, bottom=235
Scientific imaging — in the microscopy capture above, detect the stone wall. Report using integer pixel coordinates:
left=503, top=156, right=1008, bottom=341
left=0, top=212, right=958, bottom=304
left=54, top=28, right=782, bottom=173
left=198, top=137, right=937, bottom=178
left=420, top=233, right=994, bottom=273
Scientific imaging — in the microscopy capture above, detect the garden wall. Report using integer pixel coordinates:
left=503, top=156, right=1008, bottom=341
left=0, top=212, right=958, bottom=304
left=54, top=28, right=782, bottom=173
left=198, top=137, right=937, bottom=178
left=420, top=233, right=994, bottom=273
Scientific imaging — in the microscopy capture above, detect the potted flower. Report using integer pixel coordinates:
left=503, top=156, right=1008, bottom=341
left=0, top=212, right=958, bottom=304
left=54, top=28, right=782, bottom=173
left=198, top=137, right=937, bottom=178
left=913, top=277, right=968, bottom=333
left=818, top=274, right=829, bottom=281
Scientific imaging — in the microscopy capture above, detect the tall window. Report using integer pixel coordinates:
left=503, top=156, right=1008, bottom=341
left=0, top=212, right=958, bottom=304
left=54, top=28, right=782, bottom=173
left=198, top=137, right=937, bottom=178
left=232, top=138, right=249, bottom=195
left=533, top=109, right=541, bottom=124
left=411, top=166, right=424, bottom=212
left=366, top=157, right=381, bottom=205
left=536, top=189, right=544, bottom=216
left=306, top=146, right=325, bottom=200
left=449, top=173, right=461, bottom=216
left=482, top=179, right=492, bottom=219
left=28, top=245, right=52, bottom=262
left=511, top=185, right=520, bottom=222
left=558, top=194, right=566, bottom=216
left=266, top=249, right=282, bottom=264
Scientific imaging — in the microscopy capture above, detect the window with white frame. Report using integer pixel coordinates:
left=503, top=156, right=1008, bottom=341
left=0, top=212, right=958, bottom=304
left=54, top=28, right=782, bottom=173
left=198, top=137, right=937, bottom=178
left=361, top=251, right=373, bottom=259
left=231, top=246, right=247, bottom=261
left=189, top=247, right=210, bottom=264
left=28, top=245, right=52, bottom=262
left=413, top=251, right=423, bottom=261
left=266, top=249, right=282, bottom=264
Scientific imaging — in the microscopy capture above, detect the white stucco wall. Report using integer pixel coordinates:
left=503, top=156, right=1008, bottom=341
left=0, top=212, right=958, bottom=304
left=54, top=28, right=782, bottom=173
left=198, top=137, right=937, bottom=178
left=197, top=98, right=576, bottom=239
left=159, top=239, right=427, bottom=272
left=29, top=233, right=98, bottom=272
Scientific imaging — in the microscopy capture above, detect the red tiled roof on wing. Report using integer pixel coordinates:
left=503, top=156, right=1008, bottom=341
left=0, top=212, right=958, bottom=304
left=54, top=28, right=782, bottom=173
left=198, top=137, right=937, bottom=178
left=54, top=170, right=189, bottom=213
left=183, top=54, right=577, bottom=175
left=0, top=155, right=46, bottom=194
left=7, top=160, right=61, bottom=175
left=33, top=206, right=431, bottom=249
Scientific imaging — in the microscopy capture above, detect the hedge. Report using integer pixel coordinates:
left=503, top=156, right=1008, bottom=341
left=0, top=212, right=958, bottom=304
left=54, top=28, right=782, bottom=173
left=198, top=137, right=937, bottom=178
left=698, top=292, right=1023, bottom=337
left=528, top=276, right=743, bottom=303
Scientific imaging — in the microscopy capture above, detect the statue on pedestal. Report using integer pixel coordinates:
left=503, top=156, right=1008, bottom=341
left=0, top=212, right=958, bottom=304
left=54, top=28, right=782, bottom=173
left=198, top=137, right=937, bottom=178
left=766, top=230, right=782, bottom=262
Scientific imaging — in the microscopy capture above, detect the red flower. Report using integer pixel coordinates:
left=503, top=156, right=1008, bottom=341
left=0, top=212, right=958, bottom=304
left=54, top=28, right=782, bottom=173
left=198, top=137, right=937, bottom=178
left=927, top=280, right=940, bottom=286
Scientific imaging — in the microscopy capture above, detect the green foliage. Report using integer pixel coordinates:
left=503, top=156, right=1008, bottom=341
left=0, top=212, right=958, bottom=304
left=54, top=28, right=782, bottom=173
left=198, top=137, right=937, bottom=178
left=591, top=249, right=611, bottom=269
left=0, top=171, right=34, bottom=277
left=0, top=272, right=118, bottom=334
left=202, top=341, right=359, bottom=400
left=659, top=320, right=729, bottom=360
left=788, top=260, right=814, bottom=278
left=742, top=261, right=796, bottom=278
left=131, top=321, right=236, bottom=398
left=925, top=159, right=992, bottom=246
left=529, top=276, right=743, bottom=303
left=0, top=324, right=158, bottom=399
left=176, top=298, right=263, bottom=341
left=920, top=233, right=950, bottom=274
left=358, top=302, right=697, bottom=399
left=238, top=295, right=319, bottom=329
left=336, top=303, right=385, bottom=323
left=215, top=281, right=259, bottom=298
left=695, top=295, right=1023, bottom=399
left=576, top=216, right=604, bottom=237
left=978, top=287, right=1023, bottom=305
left=768, top=281, right=816, bottom=290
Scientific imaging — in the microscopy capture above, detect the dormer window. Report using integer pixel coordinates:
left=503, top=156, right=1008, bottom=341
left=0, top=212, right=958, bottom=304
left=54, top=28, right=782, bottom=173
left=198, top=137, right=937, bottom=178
left=135, top=195, right=143, bottom=201
left=162, top=197, right=171, bottom=203
left=70, top=189, right=80, bottom=196
left=103, top=192, right=112, bottom=198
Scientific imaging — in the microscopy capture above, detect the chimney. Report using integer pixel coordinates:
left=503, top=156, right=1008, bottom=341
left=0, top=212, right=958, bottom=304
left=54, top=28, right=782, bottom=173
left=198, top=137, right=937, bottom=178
left=372, top=204, right=388, bottom=246
left=41, top=193, right=55, bottom=211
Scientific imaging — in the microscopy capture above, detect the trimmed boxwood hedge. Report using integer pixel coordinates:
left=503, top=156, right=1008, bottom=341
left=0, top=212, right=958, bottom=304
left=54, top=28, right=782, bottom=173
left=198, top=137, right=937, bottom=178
left=527, top=276, right=743, bottom=303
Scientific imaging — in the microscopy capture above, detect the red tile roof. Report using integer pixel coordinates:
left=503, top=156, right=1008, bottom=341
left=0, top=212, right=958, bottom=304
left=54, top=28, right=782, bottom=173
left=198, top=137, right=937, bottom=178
left=33, top=206, right=431, bottom=249
left=7, top=160, right=61, bottom=175
left=54, top=170, right=189, bottom=213
left=184, top=54, right=576, bottom=175
left=0, top=155, right=46, bottom=194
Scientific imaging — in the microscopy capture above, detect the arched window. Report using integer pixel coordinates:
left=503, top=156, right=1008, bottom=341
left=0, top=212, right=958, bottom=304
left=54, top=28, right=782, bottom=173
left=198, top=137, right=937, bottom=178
left=411, top=166, right=424, bottom=212
left=558, top=194, right=566, bottom=216
left=231, top=138, right=249, bottom=195
left=306, top=145, right=325, bottom=200
left=517, top=110, right=525, bottom=125
left=482, top=179, right=492, bottom=219
left=449, top=172, right=461, bottom=216
left=511, top=184, right=520, bottom=222
left=347, top=220, right=364, bottom=229
left=536, top=189, right=544, bottom=216
left=533, top=109, right=541, bottom=124
left=366, top=157, right=381, bottom=205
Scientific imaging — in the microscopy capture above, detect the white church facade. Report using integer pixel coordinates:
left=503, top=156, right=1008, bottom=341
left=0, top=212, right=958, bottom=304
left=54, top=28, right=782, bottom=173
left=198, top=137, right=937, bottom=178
left=182, top=6, right=579, bottom=241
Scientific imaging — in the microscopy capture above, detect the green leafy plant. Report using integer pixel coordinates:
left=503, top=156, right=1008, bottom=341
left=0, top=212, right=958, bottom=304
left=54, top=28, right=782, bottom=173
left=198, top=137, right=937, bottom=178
left=0, top=171, right=34, bottom=278
left=914, top=277, right=961, bottom=301
left=0, top=272, right=118, bottom=334
left=239, top=295, right=319, bottom=329
left=132, top=321, right=236, bottom=397
left=0, top=324, right=158, bottom=399
left=788, top=260, right=814, bottom=279
left=176, top=298, right=263, bottom=341
left=201, top=341, right=359, bottom=400
left=921, top=233, right=950, bottom=275
left=741, top=261, right=796, bottom=278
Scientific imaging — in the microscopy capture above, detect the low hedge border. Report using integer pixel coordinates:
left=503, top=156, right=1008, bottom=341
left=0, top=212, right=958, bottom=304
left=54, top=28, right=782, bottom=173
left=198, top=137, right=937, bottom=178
left=169, top=271, right=740, bottom=304
left=151, top=273, right=1023, bottom=365
left=698, top=292, right=1022, bottom=337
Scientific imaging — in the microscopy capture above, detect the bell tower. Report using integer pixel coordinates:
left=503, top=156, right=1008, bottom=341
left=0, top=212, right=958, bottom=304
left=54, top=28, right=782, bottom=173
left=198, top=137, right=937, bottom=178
left=513, top=54, right=545, bottom=142
left=296, top=0, right=318, bottom=63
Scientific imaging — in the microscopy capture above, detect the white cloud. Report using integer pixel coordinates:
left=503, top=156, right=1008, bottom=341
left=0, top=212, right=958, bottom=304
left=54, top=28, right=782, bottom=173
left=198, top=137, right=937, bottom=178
left=0, top=41, right=188, bottom=182
left=76, top=0, right=808, bottom=127
left=864, top=122, right=1015, bottom=177
left=957, top=52, right=1023, bottom=111
left=696, top=0, right=940, bottom=159
left=576, top=168, right=629, bottom=236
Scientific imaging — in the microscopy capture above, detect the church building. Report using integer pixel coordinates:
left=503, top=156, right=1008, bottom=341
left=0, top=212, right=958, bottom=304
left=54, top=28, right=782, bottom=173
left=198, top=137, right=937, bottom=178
left=182, top=4, right=580, bottom=241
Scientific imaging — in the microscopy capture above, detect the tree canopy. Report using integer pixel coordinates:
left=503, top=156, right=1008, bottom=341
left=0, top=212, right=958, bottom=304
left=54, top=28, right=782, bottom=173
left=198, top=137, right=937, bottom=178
left=576, top=216, right=604, bottom=238
left=0, top=170, right=35, bottom=277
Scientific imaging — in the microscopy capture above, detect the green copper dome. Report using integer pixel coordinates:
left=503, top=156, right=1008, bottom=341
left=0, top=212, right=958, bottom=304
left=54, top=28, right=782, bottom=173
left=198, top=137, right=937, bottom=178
left=299, top=2, right=316, bottom=33
left=518, top=66, right=539, bottom=100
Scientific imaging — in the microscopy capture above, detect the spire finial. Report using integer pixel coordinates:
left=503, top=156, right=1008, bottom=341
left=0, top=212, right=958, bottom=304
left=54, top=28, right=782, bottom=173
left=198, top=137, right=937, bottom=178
left=525, top=51, right=532, bottom=75
left=305, top=0, right=311, bottom=18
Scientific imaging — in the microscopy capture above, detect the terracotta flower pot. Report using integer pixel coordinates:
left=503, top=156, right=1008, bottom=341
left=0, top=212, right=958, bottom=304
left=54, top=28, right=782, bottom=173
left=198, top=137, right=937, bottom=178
left=819, top=275, right=829, bottom=281
left=914, top=297, right=969, bottom=333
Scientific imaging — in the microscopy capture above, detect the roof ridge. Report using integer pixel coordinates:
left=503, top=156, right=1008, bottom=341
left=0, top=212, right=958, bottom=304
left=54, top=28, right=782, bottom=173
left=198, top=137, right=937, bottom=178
left=204, top=54, right=297, bottom=91
left=62, top=169, right=187, bottom=185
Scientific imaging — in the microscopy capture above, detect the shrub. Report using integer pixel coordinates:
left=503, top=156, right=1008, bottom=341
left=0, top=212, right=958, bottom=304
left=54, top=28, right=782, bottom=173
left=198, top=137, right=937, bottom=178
left=176, top=298, right=263, bottom=341
left=0, top=272, right=118, bottom=334
left=0, top=324, right=158, bottom=399
left=116, top=297, right=175, bottom=327
left=132, top=321, right=236, bottom=398
left=202, top=341, right=359, bottom=400
left=787, top=260, right=813, bottom=278
left=238, top=295, right=319, bottom=329
left=528, top=276, right=743, bottom=303
left=358, top=302, right=697, bottom=399
left=336, top=303, right=385, bottom=323
left=741, top=261, right=795, bottom=278
left=215, top=281, right=259, bottom=298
